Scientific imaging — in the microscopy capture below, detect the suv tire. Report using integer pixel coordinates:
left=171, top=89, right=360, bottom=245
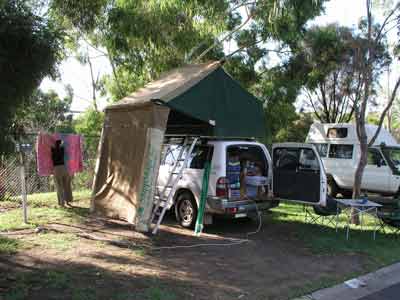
left=175, top=192, right=198, bottom=229
left=327, top=177, right=339, bottom=198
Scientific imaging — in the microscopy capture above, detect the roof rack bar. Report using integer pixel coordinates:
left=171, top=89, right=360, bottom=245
left=163, top=134, right=256, bottom=140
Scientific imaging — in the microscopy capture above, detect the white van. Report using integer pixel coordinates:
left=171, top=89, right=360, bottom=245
left=306, top=123, right=400, bottom=198
left=157, top=139, right=327, bottom=228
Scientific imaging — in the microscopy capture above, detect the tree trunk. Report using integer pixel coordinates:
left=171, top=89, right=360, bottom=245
left=87, top=53, right=99, bottom=112
left=352, top=121, right=368, bottom=224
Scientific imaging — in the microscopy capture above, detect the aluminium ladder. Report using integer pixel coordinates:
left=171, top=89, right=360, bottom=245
left=150, top=136, right=199, bottom=234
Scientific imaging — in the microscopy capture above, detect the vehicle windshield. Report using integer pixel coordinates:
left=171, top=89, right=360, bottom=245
left=383, top=147, right=400, bottom=168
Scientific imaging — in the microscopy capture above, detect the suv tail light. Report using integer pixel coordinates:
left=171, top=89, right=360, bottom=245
left=216, top=177, right=228, bottom=197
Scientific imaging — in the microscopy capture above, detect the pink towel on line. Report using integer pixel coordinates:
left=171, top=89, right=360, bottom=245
left=37, top=133, right=84, bottom=176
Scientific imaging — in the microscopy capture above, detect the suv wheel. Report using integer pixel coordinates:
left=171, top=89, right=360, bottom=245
left=175, top=192, right=198, bottom=228
left=327, top=177, right=339, bottom=198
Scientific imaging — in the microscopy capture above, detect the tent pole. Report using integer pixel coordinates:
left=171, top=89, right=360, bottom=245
left=194, top=147, right=212, bottom=236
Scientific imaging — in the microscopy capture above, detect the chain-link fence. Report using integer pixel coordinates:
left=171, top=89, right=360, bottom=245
left=0, top=134, right=99, bottom=202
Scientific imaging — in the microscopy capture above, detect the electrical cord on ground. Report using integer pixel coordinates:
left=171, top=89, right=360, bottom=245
left=148, top=197, right=263, bottom=251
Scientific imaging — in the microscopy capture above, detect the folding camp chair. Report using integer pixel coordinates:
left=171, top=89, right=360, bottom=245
left=377, top=211, right=400, bottom=235
left=303, top=200, right=340, bottom=227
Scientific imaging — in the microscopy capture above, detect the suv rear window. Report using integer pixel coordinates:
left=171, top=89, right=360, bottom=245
left=227, top=145, right=268, bottom=176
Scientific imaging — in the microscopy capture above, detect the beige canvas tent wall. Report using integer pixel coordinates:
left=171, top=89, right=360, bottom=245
left=91, top=61, right=266, bottom=232
left=91, top=104, right=169, bottom=231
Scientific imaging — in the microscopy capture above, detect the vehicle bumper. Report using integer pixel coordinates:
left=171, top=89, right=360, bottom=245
left=206, top=197, right=279, bottom=218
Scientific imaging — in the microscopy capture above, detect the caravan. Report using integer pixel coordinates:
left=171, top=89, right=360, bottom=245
left=306, top=123, right=400, bottom=198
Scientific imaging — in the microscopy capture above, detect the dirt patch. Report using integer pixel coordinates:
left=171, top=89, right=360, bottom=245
left=0, top=210, right=371, bottom=300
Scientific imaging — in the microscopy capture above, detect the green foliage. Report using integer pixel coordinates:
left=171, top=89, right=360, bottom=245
left=367, top=112, right=380, bottom=125
left=51, top=0, right=229, bottom=100
left=50, top=0, right=329, bottom=138
left=0, top=0, right=63, bottom=152
left=74, top=109, right=103, bottom=137
left=51, top=0, right=107, bottom=32
left=73, top=109, right=103, bottom=156
left=264, top=101, right=298, bottom=144
left=275, top=113, right=314, bottom=142
left=224, top=0, right=327, bottom=88
left=50, top=0, right=328, bottom=102
left=283, top=23, right=391, bottom=123
left=13, top=88, right=73, bottom=134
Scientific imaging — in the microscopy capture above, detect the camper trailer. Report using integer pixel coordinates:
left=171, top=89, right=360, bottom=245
left=306, top=123, right=400, bottom=198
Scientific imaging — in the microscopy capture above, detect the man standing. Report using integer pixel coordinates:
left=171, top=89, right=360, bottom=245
left=51, top=140, right=73, bottom=206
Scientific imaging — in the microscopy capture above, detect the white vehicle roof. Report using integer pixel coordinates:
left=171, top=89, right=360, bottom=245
left=273, top=142, right=317, bottom=149
left=306, top=123, right=398, bottom=146
left=207, top=139, right=261, bottom=147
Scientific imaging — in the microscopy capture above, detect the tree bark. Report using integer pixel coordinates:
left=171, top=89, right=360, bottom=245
left=87, top=53, right=99, bottom=112
left=354, top=122, right=368, bottom=195
left=351, top=0, right=373, bottom=224
left=368, top=76, right=400, bottom=146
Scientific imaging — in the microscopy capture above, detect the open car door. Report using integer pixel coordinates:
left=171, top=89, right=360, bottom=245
left=272, top=143, right=327, bottom=206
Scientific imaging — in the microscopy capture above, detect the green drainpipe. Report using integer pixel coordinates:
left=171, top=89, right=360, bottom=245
left=194, top=149, right=212, bottom=236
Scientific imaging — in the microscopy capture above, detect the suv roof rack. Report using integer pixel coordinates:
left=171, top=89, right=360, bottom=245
left=163, top=134, right=256, bottom=141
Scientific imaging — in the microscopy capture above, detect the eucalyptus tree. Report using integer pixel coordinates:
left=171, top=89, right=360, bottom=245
left=0, top=0, right=63, bottom=152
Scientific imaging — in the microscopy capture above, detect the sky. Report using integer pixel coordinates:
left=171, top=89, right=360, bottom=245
left=40, top=0, right=399, bottom=112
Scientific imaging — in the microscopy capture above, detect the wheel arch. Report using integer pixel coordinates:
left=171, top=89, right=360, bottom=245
left=326, top=173, right=341, bottom=187
left=174, top=188, right=199, bottom=208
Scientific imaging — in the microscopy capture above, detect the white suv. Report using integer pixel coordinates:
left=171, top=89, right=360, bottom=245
left=306, top=123, right=400, bottom=198
left=157, top=139, right=327, bottom=228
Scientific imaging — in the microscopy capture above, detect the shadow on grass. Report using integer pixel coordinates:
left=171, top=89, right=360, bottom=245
left=266, top=206, right=400, bottom=268
left=0, top=255, right=182, bottom=300
left=1, top=200, right=399, bottom=300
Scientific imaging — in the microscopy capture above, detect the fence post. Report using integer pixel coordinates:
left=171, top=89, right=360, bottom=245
left=19, top=150, right=28, bottom=224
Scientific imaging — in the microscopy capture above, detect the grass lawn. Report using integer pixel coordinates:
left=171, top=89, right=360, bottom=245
left=269, top=201, right=400, bottom=298
left=0, top=190, right=91, bottom=231
left=271, top=202, right=400, bottom=267
left=1, top=194, right=400, bottom=300
left=0, top=190, right=91, bottom=256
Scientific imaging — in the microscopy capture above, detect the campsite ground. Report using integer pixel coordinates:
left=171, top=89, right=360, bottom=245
left=1, top=193, right=400, bottom=300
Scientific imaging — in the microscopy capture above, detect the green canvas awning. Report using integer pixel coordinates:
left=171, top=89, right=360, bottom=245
left=107, top=61, right=265, bottom=138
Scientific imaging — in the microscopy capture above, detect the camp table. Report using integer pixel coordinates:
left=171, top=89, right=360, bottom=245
left=334, top=199, right=382, bottom=240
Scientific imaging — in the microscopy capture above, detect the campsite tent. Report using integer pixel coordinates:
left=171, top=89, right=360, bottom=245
left=91, top=61, right=266, bottom=231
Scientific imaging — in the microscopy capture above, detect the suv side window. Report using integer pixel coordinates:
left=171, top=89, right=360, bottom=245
left=274, top=148, right=299, bottom=171
left=328, top=144, right=353, bottom=159
left=368, top=148, right=386, bottom=166
left=189, top=146, right=213, bottom=169
left=313, top=143, right=328, bottom=157
left=299, top=149, right=320, bottom=171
